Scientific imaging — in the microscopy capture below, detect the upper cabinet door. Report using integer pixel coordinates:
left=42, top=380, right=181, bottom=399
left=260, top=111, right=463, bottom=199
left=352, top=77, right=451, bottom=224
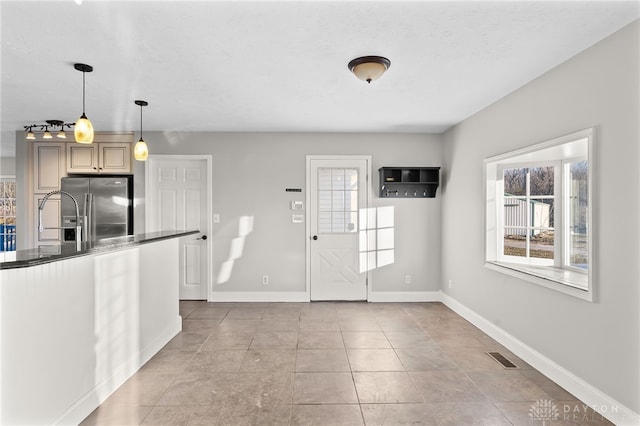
left=67, top=144, right=98, bottom=173
left=67, top=143, right=131, bottom=174
left=34, top=142, right=66, bottom=193
left=100, top=143, right=131, bottom=173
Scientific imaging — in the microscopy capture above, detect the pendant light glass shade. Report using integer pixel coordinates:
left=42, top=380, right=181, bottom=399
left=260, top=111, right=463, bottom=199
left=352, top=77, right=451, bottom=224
left=134, top=100, right=149, bottom=161
left=134, top=138, right=149, bottom=161
left=74, top=113, right=94, bottom=144
left=43, top=127, right=53, bottom=139
left=26, top=129, right=36, bottom=140
left=57, top=129, right=67, bottom=139
left=74, top=63, right=94, bottom=144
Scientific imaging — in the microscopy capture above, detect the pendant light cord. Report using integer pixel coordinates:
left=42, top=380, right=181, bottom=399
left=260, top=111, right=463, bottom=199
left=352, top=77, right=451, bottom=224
left=82, top=71, right=86, bottom=114
left=139, top=103, right=143, bottom=139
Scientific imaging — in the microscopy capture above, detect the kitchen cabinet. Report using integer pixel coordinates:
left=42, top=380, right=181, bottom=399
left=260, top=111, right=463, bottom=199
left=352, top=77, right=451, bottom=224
left=32, top=194, right=61, bottom=246
left=25, top=133, right=133, bottom=249
left=33, top=142, right=66, bottom=193
left=67, top=142, right=131, bottom=173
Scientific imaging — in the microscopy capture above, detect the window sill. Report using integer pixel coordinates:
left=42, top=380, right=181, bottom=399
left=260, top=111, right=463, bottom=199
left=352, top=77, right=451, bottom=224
left=485, top=261, right=593, bottom=302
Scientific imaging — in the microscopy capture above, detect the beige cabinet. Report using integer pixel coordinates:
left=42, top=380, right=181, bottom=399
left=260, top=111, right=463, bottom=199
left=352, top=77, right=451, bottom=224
left=27, top=133, right=132, bottom=248
left=32, top=142, right=66, bottom=247
left=67, top=143, right=131, bottom=174
left=33, top=142, right=66, bottom=193
left=33, top=194, right=61, bottom=247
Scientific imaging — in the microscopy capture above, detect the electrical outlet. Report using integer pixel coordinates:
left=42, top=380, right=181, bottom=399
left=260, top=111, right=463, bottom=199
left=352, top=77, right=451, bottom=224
left=405, top=275, right=411, bottom=284
left=448, top=279, right=453, bottom=289
left=262, top=275, right=269, bottom=285
left=213, top=213, right=220, bottom=223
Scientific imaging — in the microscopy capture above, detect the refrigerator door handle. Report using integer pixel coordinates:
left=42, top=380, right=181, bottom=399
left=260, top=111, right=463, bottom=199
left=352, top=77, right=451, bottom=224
left=84, top=193, right=93, bottom=242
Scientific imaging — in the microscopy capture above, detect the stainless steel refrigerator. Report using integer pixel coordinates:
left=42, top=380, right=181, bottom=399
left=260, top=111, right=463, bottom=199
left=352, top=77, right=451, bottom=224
left=60, top=176, right=133, bottom=244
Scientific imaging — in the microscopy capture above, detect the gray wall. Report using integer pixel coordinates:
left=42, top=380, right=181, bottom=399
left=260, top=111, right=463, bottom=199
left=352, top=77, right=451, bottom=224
left=441, top=20, right=639, bottom=413
left=137, top=132, right=443, bottom=296
left=0, top=157, right=15, bottom=176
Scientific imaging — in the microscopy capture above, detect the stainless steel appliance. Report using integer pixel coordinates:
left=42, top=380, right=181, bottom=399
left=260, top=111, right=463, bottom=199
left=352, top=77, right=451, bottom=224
left=60, top=176, right=133, bottom=243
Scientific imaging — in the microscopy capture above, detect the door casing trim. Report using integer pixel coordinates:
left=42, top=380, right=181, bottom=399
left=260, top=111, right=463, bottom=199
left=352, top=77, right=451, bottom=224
left=305, top=155, right=372, bottom=302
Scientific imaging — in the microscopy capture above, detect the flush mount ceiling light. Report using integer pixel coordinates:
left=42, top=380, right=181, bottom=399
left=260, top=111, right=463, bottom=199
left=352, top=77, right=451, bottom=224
left=74, top=63, right=94, bottom=144
left=23, top=119, right=73, bottom=140
left=348, top=56, right=391, bottom=84
left=134, top=100, right=149, bottom=161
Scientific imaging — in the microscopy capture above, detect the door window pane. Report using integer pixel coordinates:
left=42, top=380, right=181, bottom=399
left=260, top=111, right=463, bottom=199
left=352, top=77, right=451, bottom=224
left=318, top=168, right=358, bottom=233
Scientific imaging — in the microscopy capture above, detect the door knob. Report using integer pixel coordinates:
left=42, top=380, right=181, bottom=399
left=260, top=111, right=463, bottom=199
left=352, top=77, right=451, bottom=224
left=197, top=235, right=207, bottom=240
left=312, top=235, right=318, bottom=240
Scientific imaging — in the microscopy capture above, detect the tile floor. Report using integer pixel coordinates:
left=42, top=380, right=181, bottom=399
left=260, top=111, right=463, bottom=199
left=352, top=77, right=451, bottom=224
left=81, top=301, right=612, bottom=425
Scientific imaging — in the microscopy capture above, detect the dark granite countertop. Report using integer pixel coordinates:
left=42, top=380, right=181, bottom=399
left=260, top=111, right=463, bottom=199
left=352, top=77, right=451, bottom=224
left=0, top=230, right=199, bottom=270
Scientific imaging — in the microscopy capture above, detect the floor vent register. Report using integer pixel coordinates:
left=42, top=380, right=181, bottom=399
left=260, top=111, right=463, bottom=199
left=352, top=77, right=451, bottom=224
left=486, top=351, right=519, bottom=369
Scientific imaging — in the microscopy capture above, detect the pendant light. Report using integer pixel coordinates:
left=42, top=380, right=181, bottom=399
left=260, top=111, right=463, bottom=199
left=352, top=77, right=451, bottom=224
left=26, top=127, right=36, bottom=140
left=134, top=100, right=149, bottom=161
left=73, top=63, right=94, bottom=144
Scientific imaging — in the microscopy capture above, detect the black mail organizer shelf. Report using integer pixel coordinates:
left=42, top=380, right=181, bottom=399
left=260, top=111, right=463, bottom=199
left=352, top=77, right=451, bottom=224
left=379, top=167, right=441, bottom=198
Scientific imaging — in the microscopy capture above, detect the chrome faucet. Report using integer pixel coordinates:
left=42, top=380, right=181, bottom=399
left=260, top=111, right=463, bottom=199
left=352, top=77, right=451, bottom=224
left=38, top=190, right=83, bottom=251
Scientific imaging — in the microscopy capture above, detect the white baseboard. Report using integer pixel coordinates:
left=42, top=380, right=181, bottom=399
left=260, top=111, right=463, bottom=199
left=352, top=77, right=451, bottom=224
left=368, top=291, right=443, bottom=303
left=440, top=293, right=640, bottom=426
left=208, top=290, right=443, bottom=303
left=55, top=318, right=182, bottom=425
left=209, top=291, right=309, bottom=303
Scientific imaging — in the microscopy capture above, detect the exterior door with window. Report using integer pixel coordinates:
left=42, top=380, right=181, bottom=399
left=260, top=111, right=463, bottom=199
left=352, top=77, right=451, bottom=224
left=308, top=157, right=369, bottom=301
left=146, top=156, right=211, bottom=300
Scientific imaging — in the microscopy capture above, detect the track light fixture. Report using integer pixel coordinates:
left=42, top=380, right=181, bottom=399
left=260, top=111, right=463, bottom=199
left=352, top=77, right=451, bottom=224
left=23, top=120, right=74, bottom=140
left=134, top=100, right=149, bottom=161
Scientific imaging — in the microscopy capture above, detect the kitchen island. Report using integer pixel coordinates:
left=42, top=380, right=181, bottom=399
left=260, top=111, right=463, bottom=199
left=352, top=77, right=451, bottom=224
left=0, top=230, right=198, bottom=425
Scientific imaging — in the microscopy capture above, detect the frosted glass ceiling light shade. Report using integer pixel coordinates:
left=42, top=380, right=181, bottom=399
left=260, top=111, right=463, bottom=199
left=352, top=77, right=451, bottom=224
left=74, top=63, right=94, bottom=144
left=74, top=114, right=93, bottom=144
left=134, top=138, right=148, bottom=161
left=26, top=128, right=35, bottom=140
left=348, top=56, right=391, bottom=84
left=42, top=127, right=53, bottom=139
left=134, top=100, right=149, bottom=161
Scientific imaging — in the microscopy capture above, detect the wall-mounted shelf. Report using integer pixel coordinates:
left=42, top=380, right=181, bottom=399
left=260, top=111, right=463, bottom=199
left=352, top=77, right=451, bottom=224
left=379, top=167, right=440, bottom=198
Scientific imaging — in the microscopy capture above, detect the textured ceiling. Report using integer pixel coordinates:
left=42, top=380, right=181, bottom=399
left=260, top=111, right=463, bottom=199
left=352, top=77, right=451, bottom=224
left=1, top=1, right=638, bottom=156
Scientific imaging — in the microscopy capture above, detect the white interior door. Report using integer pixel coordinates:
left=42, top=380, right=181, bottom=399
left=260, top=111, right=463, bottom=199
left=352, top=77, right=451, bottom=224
left=308, top=157, right=369, bottom=301
left=146, top=156, right=211, bottom=300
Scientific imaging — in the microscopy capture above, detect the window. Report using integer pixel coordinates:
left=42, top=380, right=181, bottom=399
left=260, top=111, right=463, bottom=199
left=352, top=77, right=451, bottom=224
left=485, top=129, right=593, bottom=301
left=1, top=178, right=17, bottom=252
left=318, top=168, right=358, bottom=233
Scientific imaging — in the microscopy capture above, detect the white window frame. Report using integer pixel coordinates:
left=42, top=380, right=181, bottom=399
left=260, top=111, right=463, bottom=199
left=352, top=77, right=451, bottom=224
left=484, top=128, right=594, bottom=301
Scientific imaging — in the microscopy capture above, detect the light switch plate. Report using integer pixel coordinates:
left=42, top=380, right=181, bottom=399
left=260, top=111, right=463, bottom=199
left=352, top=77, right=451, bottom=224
left=290, top=201, right=304, bottom=210
left=292, top=214, right=304, bottom=223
